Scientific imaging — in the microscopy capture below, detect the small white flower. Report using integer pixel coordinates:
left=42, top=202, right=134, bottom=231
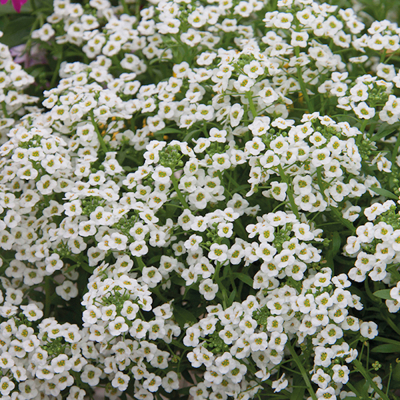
left=360, top=321, right=378, bottom=339
left=109, top=317, right=129, bottom=336
left=199, top=278, right=218, bottom=300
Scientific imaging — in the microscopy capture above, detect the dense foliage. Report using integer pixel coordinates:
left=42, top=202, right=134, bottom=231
left=1, top=0, right=400, bottom=399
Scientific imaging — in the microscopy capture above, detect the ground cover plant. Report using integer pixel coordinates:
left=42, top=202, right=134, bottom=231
left=1, top=0, right=400, bottom=399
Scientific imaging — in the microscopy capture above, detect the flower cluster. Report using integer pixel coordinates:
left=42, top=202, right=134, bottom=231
left=0, top=35, right=37, bottom=144
left=0, top=0, right=400, bottom=399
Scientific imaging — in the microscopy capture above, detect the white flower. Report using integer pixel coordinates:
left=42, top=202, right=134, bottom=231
left=234, top=74, right=255, bottom=93
left=121, top=300, right=139, bottom=320
left=314, top=346, right=334, bottom=367
left=271, top=373, right=288, bottom=392
left=229, top=103, right=244, bottom=127
left=143, top=373, right=162, bottom=392
left=142, top=266, right=162, bottom=288
left=55, top=280, right=78, bottom=301
left=199, top=279, right=218, bottom=300
left=112, top=371, right=130, bottom=391
left=353, top=101, right=375, bottom=119
left=109, top=317, right=129, bottom=336
left=312, top=368, right=331, bottom=389
left=208, top=243, right=228, bottom=262
left=129, top=240, right=148, bottom=257
left=107, top=232, right=128, bottom=250
left=81, top=365, right=102, bottom=386
left=332, top=364, right=350, bottom=384
left=360, top=321, right=378, bottom=339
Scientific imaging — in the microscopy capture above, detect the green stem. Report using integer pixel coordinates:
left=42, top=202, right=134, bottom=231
left=277, top=165, right=300, bottom=220
left=364, top=279, right=380, bottom=305
left=245, top=91, right=258, bottom=121
left=331, top=206, right=356, bottom=233
left=151, top=286, right=169, bottom=303
left=286, top=340, right=318, bottom=400
left=50, top=48, right=63, bottom=89
left=213, top=261, right=223, bottom=282
left=346, top=381, right=362, bottom=397
left=44, top=276, right=52, bottom=318
left=170, top=173, right=189, bottom=209
left=391, top=129, right=400, bottom=164
left=352, top=359, right=390, bottom=400
left=296, top=66, right=313, bottom=112
left=383, top=312, right=400, bottom=336
left=373, top=336, right=400, bottom=345
left=315, top=167, right=355, bottom=232
left=136, top=256, right=146, bottom=271
left=2, top=102, right=9, bottom=118
left=30, top=0, right=37, bottom=12
left=89, top=110, right=108, bottom=153
left=386, top=363, right=392, bottom=396
left=120, top=0, right=130, bottom=14
left=359, top=119, right=369, bottom=133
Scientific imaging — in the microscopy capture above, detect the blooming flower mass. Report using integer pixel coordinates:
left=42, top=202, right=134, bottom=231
left=1, top=0, right=400, bottom=399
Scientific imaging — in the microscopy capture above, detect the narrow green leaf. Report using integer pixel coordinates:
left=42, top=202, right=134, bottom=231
left=392, top=363, right=400, bottom=387
left=65, top=264, right=79, bottom=274
left=373, top=289, right=393, bottom=300
left=0, top=16, right=35, bottom=47
left=369, top=187, right=398, bottom=200
left=80, top=263, right=95, bottom=274
left=173, top=305, right=198, bottom=328
left=154, top=127, right=183, bottom=135
left=227, top=289, right=237, bottom=306
left=233, top=273, right=253, bottom=287
left=371, top=344, right=400, bottom=353
left=332, top=231, right=341, bottom=256
left=171, top=339, right=188, bottom=350
left=371, top=122, right=400, bottom=142
left=170, top=274, right=185, bottom=286
left=147, top=255, right=161, bottom=265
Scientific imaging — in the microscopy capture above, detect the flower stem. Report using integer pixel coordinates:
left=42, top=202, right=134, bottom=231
left=296, top=66, right=313, bottom=112
left=44, top=276, right=52, bottom=318
left=277, top=165, right=300, bottom=220
left=89, top=110, right=108, bottom=154
left=170, top=173, right=189, bottom=209
left=120, top=0, right=130, bottom=15
left=245, top=91, right=258, bottom=121
left=50, top=47, right=63, bottom=89
left=352, top=359, right=390, bottom=400
left=2, top=102, right=9, bottom=118
left=286, top=340, right=318, bottom=400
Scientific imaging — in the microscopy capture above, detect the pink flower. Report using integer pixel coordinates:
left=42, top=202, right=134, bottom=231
left=10, top=44, right=47, bottom=68
left=0, top=0, right=28, bottom=13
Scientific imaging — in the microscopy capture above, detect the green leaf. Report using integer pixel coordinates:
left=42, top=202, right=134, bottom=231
left=327, top=231, right=341, bottom=268
left=373, top=289, right=393, bottom=300
left=233, top=272, right=253, bottom=287
left=227, top=288, right=237, bottom=306
left=170, top=339, right=188, bottom=350
left=147, top=255, right=161, bottom=265
left=173, top=305, right=198, bottom=328
left=371, top=344, right=400, bottom=353
left=181, top=370, right=194, bottom=384
left=371, top=122, right=400, bottom=142
left=65, top=264, right=79, bottom=274
left=332, top=231, right=341, bottom=256
left=154, top=127, right=183, bottom=135
left=0, top=16, right=35, bottom=47
left=391, top=362, right=400, bottom=388
left=170, top=274, right=186, bottom=286
left=80, top=263, right=95, bottom=274
left=369, top=187, right=398, bottom=200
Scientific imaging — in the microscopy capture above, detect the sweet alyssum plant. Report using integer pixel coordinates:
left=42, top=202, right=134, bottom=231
left=1, top=0, right=400, bottom=399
